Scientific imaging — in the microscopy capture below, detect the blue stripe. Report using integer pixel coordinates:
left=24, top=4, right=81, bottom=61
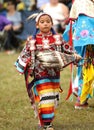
left=17, top=66, right=24, bottom=73
left=14, top=62, right=24, bottom=73
left=34, top=78, right=60, bottom=86
left=14, top=61, right=18, bottom=67
left=42, top=113, right=54, bottom=119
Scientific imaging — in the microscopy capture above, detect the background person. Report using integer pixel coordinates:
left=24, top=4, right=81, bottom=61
left=4, top=0, right=23, bottom=52
left=41, top=0, right=69, bottom=33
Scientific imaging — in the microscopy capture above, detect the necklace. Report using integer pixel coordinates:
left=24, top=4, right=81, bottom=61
left=42, top=37, right=50, bottom=49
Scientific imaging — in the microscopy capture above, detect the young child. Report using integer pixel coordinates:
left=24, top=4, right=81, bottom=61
left=63, top=0, right=94, bottom=109
left=15, top=12, right=81, bottom=130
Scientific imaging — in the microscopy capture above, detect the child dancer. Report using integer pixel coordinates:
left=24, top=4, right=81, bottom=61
left=15, top=12, right=81, bottom=130
left=63, top=0, right=94, bottom=109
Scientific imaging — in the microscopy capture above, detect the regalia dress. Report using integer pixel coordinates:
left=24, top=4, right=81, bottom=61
left=15, top=32, right=73, bottom=125
left=63, top=0, right=94, bottom=104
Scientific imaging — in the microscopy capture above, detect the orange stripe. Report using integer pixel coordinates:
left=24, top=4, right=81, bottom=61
left=39, top=106, right=54, bottom=112
left=37, top=83, right=59, bottom=91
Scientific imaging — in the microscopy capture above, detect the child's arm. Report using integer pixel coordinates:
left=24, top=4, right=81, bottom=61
left=15, top=37, right=36, bottom=74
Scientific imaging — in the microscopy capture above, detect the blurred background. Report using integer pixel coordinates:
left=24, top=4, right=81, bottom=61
left=0, top=0, right=72, bottom=54
left=0, top=1, right=94, bottom=130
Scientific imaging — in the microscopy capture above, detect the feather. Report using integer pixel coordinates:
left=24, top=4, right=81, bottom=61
left=27, top=13, right=39, bottom=21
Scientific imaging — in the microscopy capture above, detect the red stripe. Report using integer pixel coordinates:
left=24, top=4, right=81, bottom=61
left=40, top=109, right=54, bottom=114
left=66, top=64, right=73, bottom=100
left=69, top=20, right=73, bottom=47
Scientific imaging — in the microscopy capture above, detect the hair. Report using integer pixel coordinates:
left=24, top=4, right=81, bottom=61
left=7, top=0, right=17, bottom=9
left=32, top=27, right=56, bottom=39
left=90, top=0, right=94, bottom=3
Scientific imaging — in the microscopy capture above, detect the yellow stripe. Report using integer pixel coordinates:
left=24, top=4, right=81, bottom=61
left=39, top=103, right=54, bottom=109
left=39, top=88, right=59, bottom=94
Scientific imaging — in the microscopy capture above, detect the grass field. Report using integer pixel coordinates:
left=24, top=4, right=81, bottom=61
left=0, top=52, right=94, bottom=130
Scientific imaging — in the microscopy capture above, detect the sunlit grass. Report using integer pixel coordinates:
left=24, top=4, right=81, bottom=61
left=0, top=52, right=94, bottom=130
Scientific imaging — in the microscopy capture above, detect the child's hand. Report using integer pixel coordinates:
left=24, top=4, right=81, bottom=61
left=73, top=53, right=82, bottom=61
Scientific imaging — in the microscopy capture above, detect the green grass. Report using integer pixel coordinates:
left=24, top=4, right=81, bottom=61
left=0, top=52, right=94, bottom=130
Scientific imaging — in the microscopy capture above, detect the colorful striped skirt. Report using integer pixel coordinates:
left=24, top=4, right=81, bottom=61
left=34, top=77, right=60, bottom=126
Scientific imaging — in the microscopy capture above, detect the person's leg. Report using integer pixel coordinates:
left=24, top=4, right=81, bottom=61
left=80, top=64, right=94, bottom=105
left=4, top=29, right=20, bottom=51
left=75, top=45, right=94, bottom=109
left=80, top=82, right=90, bottom=105
left=0, top=31, right=7, bottom=51
left=36, top=79, right=59, bottom=130
left=4, top=31, right=13, bottom=50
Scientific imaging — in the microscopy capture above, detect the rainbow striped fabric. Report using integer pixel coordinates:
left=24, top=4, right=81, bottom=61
left=34, top=77, right=60, bottom=125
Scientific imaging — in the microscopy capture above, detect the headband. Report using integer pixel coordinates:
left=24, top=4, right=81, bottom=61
left=27, top=12, right=53, bottom=23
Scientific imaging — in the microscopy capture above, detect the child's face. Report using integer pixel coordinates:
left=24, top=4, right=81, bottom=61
left=36, top=15, right=53, bottom=34
left=50, top=0, right=59, bottom=5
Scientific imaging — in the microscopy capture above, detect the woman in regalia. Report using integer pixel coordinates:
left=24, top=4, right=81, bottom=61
left=63, top=0, right=94, bottom=109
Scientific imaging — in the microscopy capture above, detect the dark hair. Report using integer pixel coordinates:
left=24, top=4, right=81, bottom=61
left=7, top=0, right=17, bottom=9
left=32, top=27, right=56, bottom=39
left=90, top=0, right=94, bottom=3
